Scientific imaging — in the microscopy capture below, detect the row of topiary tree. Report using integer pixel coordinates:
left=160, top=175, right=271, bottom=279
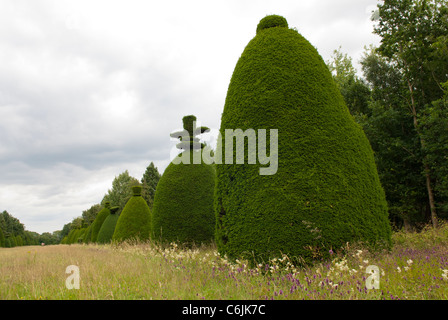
left=62, top=15, right=393, bottom=265
left=61, top=201, right=125, bottom=244
left=61, top=115, right=215, bottom=245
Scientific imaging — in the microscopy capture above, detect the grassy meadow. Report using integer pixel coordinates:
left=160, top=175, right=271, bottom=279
left=0, top=223, right=447, bottom=300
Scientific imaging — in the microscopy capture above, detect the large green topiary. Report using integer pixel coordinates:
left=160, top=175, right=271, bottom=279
left=90, top=202, right=111, bottom=243
left=215, top=15, right=392, bottom=264
left=96, top=206, right=120, bottom=244
left=151, top=115, right=216, bottom=244
left=112, top=185, right=151, bottom=242
left=83, top=224, right=93, bottom=243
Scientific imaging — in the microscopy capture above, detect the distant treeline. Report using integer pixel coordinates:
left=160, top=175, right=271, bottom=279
left=0, top=210, right=61, bottom=247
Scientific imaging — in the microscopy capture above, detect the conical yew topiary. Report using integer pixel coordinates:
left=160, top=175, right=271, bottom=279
left=215, top=15, right=392, bottom=264
left=112, top=185, right=151, bottom=242
left=151, top=115, right=216, bottom=244
left=96, top=206, right=120, bottom=244
left=90, top=202, right=111, bottom=243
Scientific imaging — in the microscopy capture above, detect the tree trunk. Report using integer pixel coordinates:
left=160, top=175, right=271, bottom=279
left=408, top=81, right=439, bottom=228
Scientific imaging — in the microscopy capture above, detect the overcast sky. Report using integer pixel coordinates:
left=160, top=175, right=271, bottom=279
left=0, top=0, right=381, bottom=234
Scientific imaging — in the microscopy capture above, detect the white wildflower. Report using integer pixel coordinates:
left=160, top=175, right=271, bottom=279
left=442, top=269, right=448, bottom=281
left=406, top=259, right=413, bottom=266
left=397, top=266, right=401, bottom=273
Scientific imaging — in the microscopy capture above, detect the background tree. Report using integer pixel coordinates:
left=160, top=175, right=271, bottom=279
left=0, top=227, right=5, bottom=247
left=103, top=170, right=140, bottom=215
left=0, top=210, right=25, bottom=240
left=356, top=47, right=427, bottom=230
left=327, top=47, right=371, bottom=115
left=141, top=162, right=161, bottom=209
left=373, top=0, right=448, bottom=227
left=81, top=204, right=102, bottom=226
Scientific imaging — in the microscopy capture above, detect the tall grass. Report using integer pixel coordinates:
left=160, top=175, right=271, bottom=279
left=0, top=223, right=447, bottom=300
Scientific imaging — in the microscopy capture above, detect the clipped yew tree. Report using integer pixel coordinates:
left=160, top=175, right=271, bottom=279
left=215, top=15, right=392, bottom=264
left=96, top=206, right=120, bottom=244
left=151, top=115, right=215, bottom=245
left=112, top=185, right=151, bottom=242
left=90, top=202, right=111, bottom=243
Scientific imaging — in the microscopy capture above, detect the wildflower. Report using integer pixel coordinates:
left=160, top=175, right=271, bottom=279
left=363, top=260, right=369, bottom=264
left=329, top=249, right=334, bottom=255
left=442, top=270, right=448, bottom=281
left=406, top=259, right=413, bottom=266
left=397, top=267, right=401, bottom=273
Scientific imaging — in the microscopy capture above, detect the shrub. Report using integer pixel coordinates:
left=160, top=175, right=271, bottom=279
left=67, top=229, right=78, bottom=244
left=97, top=206, right=120, bottom=244
left=215, top=15, right=392, bottom=264
left=112, top=185, right=151, bottom=242
left=83, top=224, right=93, bottom=243
left=152, top=115, right=216, bottom=245
left=90, top=202, right=111, bottom=243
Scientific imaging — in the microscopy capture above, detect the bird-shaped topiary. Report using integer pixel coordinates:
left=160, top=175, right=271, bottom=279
left=151, top=115, right=216, bottom=245
left=214, top=15, right=392, bottom=264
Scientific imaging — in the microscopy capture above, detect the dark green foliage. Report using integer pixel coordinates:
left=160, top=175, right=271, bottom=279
left=152, top=116, right=216, bottom=244
left=103, top=171, right=140, bottom=215
left=420, top=97, right=448, bottom=215
left=112, top=186, right=151, bottom=242
left=256, top=14, right=288, bottom=34
left=15, top=235, right=23, bottom=246
left=141, top=162, right=161, bottom=209
left=67, top=229, right=80, bottom=244
left=97, top=206, right=120, bottom=244
left=83, top=224, right=93, bottom=243
left=82, top=204, right=102, bottom=226
left=215, top=15, right=392, bottom=264
left=0, top=228, right=4, bottom=247
left=90, top=202, right=111, bottom=243
left=170, top=115, right=210, bottom=151
left=0, top=210, right=25, bottom=239
left=152, top=152, right=216, bottom=244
